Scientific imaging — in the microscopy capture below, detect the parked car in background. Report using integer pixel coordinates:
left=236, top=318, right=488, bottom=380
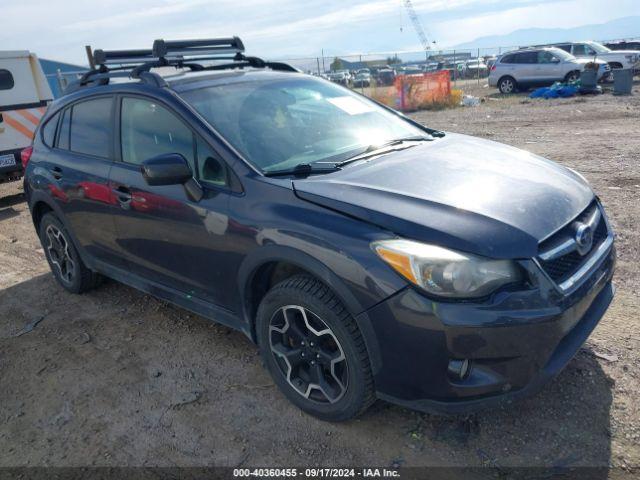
left=443, top=61, right=465, bottom=81
left=464, top=58, right=489, bottom=78
left=336, top=70, right=352, bottom=83
left=352, top=72, right=371, bottom=88
left=375, top=68, right=396, bottom=86
left=328, top=71, right=349, bottom=86
left=397, top=66, right=423, bottom=76
left=490, top=47, right=608, bottom=94
left=544, top=41, right=640, bottom=71
left=422, top=62, right=440, bottom=73
left=0, top=50, right=53, bottom=184
left=25, top=36, right=616, bottom=422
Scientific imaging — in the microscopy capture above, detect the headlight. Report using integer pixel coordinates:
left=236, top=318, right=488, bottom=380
left=372, top=239, right=521, bottom=298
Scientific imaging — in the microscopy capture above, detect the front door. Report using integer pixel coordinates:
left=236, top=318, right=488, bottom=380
left=109, top=95, right=240, bottom=309
left=534, top=50, right=564, bottom=83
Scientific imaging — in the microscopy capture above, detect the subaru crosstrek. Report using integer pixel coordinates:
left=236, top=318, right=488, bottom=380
left=23, top=38, right=615, bottom=421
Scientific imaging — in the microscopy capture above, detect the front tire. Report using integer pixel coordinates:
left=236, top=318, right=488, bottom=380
left=256, top=275, right=375, bottom=421
left=39, top=212, right=102, bottom=294
left=565, top=70, right=580, bottom=83
left=498, top=76, right=517, bottom=94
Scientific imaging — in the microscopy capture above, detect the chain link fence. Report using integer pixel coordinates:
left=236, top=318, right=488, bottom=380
left=271, top=37, right=640, bottom=107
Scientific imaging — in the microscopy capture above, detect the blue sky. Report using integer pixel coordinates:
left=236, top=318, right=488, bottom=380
left=2, top=0, right=639, bottom=65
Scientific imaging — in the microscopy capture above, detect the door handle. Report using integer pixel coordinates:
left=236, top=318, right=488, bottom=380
left=51, top=167, right=63, bottom=180
left=112, top=186, right=132, bottom=205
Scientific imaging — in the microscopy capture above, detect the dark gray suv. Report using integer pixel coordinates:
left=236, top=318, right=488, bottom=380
left=23, top=37, right=616, bottom=421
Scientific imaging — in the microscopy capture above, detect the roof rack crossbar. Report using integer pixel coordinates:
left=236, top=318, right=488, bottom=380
left=152, top=37, right=245, bottom=59
left=94, top=48, right=156, bottom=66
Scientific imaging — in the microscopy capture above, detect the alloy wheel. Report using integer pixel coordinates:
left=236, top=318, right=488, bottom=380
left=269, top=305, right=348, bottom=404
left=45, top=224, right=75, bottom=284
left=500, top=79, right=514, bottom=93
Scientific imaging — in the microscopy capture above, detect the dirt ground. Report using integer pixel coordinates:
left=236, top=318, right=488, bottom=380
left=1, top=85, right=639, bottom=473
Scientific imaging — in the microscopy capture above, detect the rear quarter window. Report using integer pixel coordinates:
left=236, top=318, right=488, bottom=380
left=41, top=112, right=60, bottom=147
left=57, top=109, right=71, bottom=150
left=0, top=69, right=14, bottom=90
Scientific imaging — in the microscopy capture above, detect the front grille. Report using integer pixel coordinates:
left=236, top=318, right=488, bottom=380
left=537, top=202, right=609, bottom=284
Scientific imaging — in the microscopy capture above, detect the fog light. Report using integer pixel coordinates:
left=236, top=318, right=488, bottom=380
left=448, top=359, right=470, bottom=380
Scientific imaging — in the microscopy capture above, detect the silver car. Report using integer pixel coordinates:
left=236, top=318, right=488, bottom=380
left=489, top=47, right=607, bottom=94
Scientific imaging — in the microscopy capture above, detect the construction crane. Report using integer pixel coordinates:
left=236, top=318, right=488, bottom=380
left=401, top=0, right=432, bottom=52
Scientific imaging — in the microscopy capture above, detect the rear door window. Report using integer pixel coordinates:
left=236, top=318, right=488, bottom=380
left=69, top=97, right=113, bottom=158
left=514, top=52, right=538, bottom=64
left=572, top=44, right=587, bottom=56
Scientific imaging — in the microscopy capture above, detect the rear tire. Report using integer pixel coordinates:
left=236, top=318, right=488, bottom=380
left=256, top=275, right=375, bottom=422
left=498, top=76, right=517, bottom=94
left=39, top=212, right=102, bottom=294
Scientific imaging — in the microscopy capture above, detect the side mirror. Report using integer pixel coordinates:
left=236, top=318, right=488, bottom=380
left=141, top=153, right=193, bottom=186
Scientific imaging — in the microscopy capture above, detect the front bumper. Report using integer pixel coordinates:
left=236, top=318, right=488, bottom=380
left=361, top=244, right=615, bottom=414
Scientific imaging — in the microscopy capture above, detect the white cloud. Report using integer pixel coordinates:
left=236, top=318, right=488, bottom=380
left=0, top=0, right=637, bottom=64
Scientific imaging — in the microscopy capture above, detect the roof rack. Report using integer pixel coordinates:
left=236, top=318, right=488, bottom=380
left=66, top=36, right=299, bottom=93
left=152, top=37, right=245, bottom=58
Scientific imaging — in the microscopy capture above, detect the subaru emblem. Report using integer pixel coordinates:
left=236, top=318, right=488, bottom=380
left=575, top=223, right=594, bottom=255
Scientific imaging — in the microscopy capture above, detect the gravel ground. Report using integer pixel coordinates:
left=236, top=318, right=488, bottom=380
left=0, top=86, right=639, bottom=473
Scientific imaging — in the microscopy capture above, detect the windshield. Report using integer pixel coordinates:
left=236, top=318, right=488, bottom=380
left=586, top=41, right=611, bottom=53
left=180, top=76, right=427, bottom=173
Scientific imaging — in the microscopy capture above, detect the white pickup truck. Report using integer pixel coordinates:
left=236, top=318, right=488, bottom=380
left=550, top=41, right=640, bottom=71
left=0, top=51, right=53, bottom=184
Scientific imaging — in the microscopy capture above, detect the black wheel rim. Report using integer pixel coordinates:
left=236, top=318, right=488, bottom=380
left=269, top=305, right=348, bottom=404
left=45, top=224, right=75, bottom=284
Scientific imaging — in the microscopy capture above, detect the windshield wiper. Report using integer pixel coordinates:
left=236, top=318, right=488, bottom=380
left=263, top=163, right=341, bottom=177
left=334, top=136, right=431, bottom=168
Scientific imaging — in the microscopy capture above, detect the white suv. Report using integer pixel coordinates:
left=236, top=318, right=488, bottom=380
left=489, top=47, right=608, bottom=94
left=549, top=41, right=640, bottom=71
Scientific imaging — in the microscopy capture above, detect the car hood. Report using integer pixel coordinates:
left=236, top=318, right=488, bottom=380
left=293, top=133, right=594, bottom=259
left=574, top=58, right=607, bottom=65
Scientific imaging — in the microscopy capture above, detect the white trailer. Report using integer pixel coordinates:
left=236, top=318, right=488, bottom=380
left=0, top=51, right=53, bottom=183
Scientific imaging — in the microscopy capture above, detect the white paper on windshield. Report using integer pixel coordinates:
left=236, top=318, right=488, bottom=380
left=327, top=96, right=374, bottom=115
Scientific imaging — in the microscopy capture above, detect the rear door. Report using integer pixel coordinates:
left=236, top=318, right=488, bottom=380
left=109, top=94, right=241, bottom=308
left=42, top=96, right=124, bottom=267
left=512, top=51, right=538, bottom=84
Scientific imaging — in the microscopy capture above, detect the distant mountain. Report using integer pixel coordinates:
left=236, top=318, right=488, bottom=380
left=454, top=16, right=640, bottom=51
